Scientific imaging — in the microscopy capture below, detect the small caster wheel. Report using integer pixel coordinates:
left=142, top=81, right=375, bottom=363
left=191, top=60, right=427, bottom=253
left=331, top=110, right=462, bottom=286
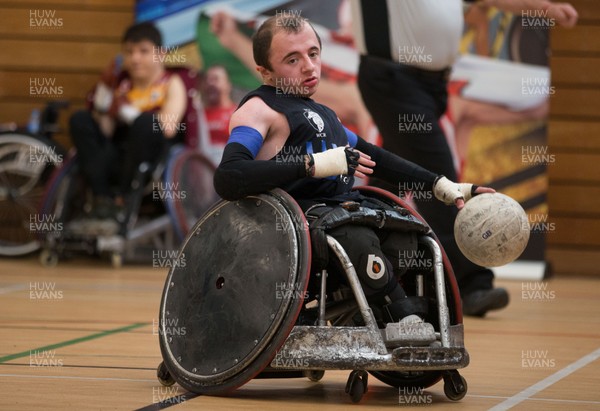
left=157, top=361, right=175, bottom=387
left=111, top=253, right=123, bottom=268
left=345, top=370, right=368, bottom=403
left=443, top=370, right=467, bottom=401
left=40, top=249, right=58, bottom=267
left=304, top=370, right=325, bottom=382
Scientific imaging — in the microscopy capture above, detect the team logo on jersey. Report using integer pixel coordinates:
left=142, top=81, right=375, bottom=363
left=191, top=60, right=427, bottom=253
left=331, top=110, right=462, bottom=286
left=303, top=109, right=325, bottom=132
left=366, top=254, right=385, bottom=280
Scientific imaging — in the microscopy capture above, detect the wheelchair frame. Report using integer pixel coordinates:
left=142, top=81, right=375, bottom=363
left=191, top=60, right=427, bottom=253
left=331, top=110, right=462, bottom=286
left=38, top=146, right=216, bottom=267
left=157, top=188, right=469, bottom=403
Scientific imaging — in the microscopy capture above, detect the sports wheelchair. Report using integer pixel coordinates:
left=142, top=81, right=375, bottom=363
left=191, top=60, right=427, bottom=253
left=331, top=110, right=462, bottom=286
left=156, top=187, right=469, bottom=403
left=0, top=101, right=68, bottom=256
left=36, top=66, right=220, bottom=267
left=37, top=145, right=217, bottom=267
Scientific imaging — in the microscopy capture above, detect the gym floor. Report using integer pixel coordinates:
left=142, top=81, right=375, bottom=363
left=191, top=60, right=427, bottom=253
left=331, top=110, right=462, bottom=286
left=0, top=257, right=598, bottom=410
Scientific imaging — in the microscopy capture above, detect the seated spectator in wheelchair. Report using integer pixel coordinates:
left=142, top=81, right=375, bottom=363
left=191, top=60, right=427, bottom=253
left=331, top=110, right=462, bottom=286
left=214, top=15, right=495, bottom=338
left=70, top=22, right=187, bottom=219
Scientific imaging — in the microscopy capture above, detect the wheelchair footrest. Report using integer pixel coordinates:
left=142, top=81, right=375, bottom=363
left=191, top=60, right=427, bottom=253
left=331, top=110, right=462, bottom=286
left=392, top=347, right=469, bottom=369
left=270, top=325, right=469, bottom=371
left=271, top=326, right=385, bottom=370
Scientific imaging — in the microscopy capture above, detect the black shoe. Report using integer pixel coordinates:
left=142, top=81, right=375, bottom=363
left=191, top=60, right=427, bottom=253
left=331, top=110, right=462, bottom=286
left=462, top=288, right=509, bottom=317
left=91, top=196, right=121, bottom=220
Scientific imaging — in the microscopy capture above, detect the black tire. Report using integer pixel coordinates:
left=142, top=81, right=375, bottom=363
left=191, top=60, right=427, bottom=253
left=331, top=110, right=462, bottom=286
left=37, top=156, right=86, bottom=259
left=444, top=374, right=467, bottom=401
left=304, top=370, right=325, bottom=382
left=368, top=370, right=442, bottom=390
left=345, top=370, right=368, bottom=403
left=157, top=362, right=176, bottom=387
left=350, top=379, right=364, bottom=403
left=164, top=148, right=218, bottom=241
left=158, top=189, right=311, bottom=395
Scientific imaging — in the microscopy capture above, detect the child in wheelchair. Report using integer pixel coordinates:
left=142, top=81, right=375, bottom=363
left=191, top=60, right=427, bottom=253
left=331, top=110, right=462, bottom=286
left=69, top=22, right=188, bottom=229
left=213, top=15, right=495, bottom=339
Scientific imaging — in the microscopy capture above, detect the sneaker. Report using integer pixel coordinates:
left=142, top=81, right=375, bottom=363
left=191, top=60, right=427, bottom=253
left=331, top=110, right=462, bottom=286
left=382, top=314, right=436, bottom=346
left=67, top=217, right=119, bottom=237
left=462, top=288, right=509, bottom=317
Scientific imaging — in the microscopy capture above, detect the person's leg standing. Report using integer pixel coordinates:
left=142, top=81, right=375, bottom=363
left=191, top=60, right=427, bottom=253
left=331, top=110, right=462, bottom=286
left=358, top=56, right=506, bottom=316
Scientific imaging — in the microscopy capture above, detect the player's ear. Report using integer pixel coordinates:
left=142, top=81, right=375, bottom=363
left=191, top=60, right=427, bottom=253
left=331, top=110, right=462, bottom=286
left=256, top=65, right=272, bottom=82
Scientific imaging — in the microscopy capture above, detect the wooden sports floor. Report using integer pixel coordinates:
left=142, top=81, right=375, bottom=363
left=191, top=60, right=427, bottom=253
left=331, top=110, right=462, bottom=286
left=1, top=256, right=598, bottom=410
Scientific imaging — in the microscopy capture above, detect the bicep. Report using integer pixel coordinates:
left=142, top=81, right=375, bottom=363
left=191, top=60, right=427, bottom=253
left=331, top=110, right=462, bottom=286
left=228, top=97, right=272, bottom=140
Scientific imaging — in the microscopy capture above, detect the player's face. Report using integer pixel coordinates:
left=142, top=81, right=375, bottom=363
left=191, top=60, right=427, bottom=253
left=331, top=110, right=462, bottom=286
left=203, top=67, right=231, bottom=106
left=259, top=23, right=321, bottom=97
left=122, top=40, right=162, bottom=82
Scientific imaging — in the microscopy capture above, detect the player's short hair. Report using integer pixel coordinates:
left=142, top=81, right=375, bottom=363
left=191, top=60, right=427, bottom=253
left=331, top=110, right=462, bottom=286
left=252, top=15, right=322, bottom=71
left=205, top=64, right=230, bottom=78
left=122, top=22, right=162, bottom=47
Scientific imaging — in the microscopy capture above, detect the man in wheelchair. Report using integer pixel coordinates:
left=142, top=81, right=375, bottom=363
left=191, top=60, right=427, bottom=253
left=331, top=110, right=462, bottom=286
left=213, top=15, right=494, bottom=342
left=70, top=22, right=187, bottom=222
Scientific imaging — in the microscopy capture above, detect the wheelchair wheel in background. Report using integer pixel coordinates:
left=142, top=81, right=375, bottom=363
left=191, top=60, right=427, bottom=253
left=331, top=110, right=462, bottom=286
left=39, top=155, right=85, bottom=226
left=158, top=189, right=311, bottom=394
left=0, top=133, right=65, bottom=256
left=37, top=154, right=89, bottom=263
left=164, top=149, right=219, bottom=241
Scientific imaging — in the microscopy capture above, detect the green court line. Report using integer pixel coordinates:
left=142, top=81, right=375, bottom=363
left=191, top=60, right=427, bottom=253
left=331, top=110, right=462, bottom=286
left=0, top=322, right=149, bottom=363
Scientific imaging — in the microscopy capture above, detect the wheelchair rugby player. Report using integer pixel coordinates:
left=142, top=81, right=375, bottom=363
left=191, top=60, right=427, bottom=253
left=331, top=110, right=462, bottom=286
left=157, top=14, right=492, bottom=403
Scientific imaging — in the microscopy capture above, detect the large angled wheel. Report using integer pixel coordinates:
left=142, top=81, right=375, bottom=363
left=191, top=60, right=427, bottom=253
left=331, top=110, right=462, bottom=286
left=0, top=133, right=65, bottom=256
left=37, top=154, right=88, bottom=260
left=158, top=188, right=311, bottom=394
left=164, top=148, right=219, bottom=241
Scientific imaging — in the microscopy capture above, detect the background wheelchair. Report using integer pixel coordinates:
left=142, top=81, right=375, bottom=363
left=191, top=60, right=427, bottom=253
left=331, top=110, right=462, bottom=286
left=36, top=66, right=221, bottom=267
left=0, top=101, right=68, bottom=256
left=37, top=144, right=217, bottom=267
left=156, top=187, right=469, bottom=403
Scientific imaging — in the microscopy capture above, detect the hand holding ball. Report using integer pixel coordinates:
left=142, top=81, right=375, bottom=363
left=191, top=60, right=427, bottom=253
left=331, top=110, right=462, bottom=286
left=454, top=193, right=530, bottom=267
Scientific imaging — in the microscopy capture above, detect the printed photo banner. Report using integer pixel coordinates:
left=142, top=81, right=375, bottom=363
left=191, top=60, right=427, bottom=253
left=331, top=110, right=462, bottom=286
left=136, top=0, right=549, bottom=262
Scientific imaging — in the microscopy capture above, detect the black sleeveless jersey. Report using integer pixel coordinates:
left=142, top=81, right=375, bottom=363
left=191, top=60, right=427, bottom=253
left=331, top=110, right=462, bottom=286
left=238, top=85, right=354, bottom=200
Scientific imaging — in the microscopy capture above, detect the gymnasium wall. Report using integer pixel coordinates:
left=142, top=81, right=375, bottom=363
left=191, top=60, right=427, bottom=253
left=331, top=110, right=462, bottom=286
left=0, top=0, right=134, bottom=148
left=1, top=0, right=597, bottom=277
left=547, top=0, right=600, bottom=277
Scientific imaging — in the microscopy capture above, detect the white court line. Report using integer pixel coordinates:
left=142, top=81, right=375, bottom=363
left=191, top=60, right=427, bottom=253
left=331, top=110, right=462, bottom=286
left=471, top=394, right=600, bottom=406
left=1, top=374, right=600, bottom=406
left=489, top=347, right=600, bottom=410
left=0, top=284, right=28, bottom=295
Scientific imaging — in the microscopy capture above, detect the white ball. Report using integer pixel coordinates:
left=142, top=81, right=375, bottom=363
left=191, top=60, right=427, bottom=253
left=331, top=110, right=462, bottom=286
left=454, top=193, right=530, bottom=267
